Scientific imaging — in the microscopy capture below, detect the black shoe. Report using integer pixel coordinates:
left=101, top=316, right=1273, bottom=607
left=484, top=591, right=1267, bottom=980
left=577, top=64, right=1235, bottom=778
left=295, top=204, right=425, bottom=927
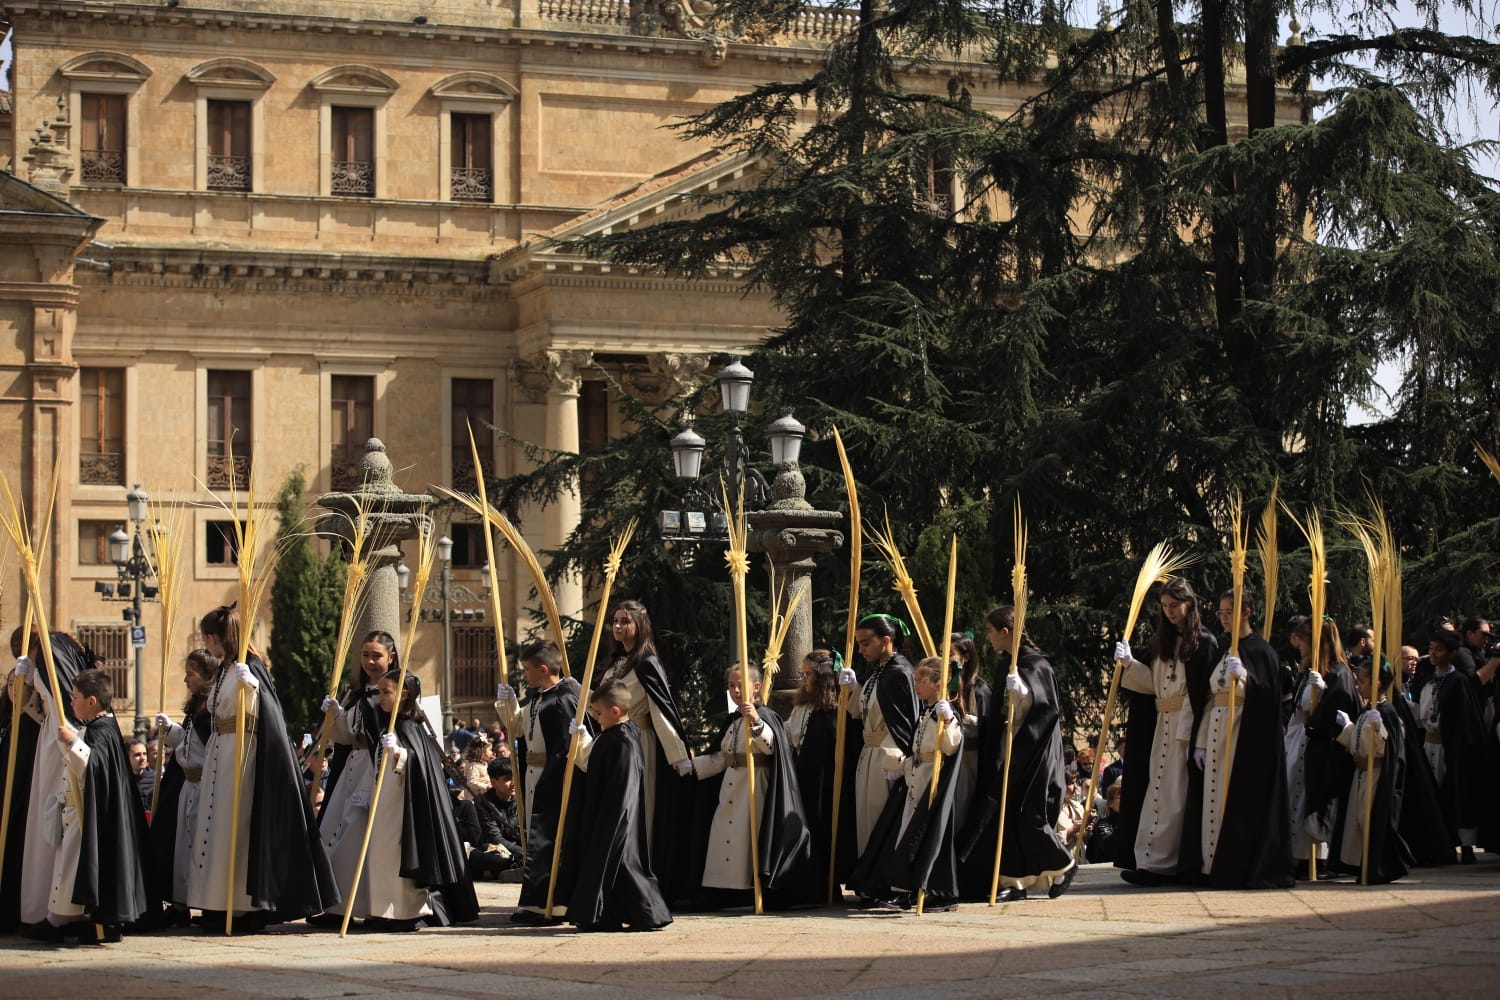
left=1461, top=846, right=1476, bottom=865
left=923, top=895, right=959, bottom=913
left=21, top=921, right=67, bottom=945
left=509, top=909, right=561, bottom=926
left=995, top=887, right=1028, bottom=903
left=71, top=923, right=121, bottom=945
left=1121, top=869, right=1169, bottom=887
left=1048, top=866, right=1078, bottom=899
left=363, top=916, right=421, bottom=932
left=191, top=910, right=224, bottom=928
left=305, top=912, right=344, bottom=929
left=230, top=911, right=272, bottom=934
left=868, top=896, right=904, bottom=912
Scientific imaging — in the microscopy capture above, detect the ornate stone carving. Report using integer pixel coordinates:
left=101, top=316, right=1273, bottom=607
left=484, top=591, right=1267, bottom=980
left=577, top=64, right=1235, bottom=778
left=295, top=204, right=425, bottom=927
left=23, top=99, right=76, bottom=200
left=515, top=349, right=594, bottom=403
left=621, top=352, right=710, bottom=404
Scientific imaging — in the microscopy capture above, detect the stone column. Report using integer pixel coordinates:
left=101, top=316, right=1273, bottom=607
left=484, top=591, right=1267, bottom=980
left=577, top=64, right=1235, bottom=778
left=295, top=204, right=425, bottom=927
left=539, top=350, right=590, bottom=622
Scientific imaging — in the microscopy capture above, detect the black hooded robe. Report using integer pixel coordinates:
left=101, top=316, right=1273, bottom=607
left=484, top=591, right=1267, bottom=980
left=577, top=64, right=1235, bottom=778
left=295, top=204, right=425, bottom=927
left=789, top=703, right=858, bottom=900
left=1428, top=669, right=1489, bottom=848
left=628, top=653, right=698, bottom=904
left=1208, top=634, right=1294, bottom=889
left=568, top=720, right=672, bottom=931
left=1388, top=693, right=1454, bottom=865
left=516, top=682, right=584, bottom=913
left=1329, top=701, right=1413, bottom=884
left=1302, top=660, right=1358, bottom=849
left=70, top=715, right=151, bottom=927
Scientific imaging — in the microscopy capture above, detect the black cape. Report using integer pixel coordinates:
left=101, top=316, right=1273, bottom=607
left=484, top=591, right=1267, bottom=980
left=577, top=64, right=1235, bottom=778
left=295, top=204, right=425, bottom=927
left=871, top=654, right=920, bottom=758
left=568, top=720, right=672, bottom=930
left=1429, top=669, right=1489, bottom=843
left=516, top=682, right=584, bottom=911
left=852, top=705, right=963, bottom=899
left=1329, top=701, right=1413, bottom=884
left=957, top=647, right=1071, bottom=897
left=143, top=710, right=207, bottom=910
left=688, top=707, right=812, bottom=906
left=72, top=715, right=151, bottom=925
left=238, top=655, right=341, bottom=917
left=1388, top=693, right=1454, bottom=864
left=392, top=715, right=479, bottom=924
left=1209, top=635, right=1294, bottom=889
left=1302, top=660, right=1358, bottom=833
left=627, top=652, right=698, bottom=904
left=791, top=704, right=857, bottom=897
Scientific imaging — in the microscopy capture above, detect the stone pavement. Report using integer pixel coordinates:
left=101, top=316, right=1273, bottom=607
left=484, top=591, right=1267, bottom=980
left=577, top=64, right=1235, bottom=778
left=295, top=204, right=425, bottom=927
left=5, top=860, right=1500, bottom=1000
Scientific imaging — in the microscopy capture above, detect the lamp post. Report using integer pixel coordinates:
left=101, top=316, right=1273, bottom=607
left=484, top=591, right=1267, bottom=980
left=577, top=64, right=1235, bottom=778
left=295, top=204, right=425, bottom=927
left=108, top=484, right=157, bottom=739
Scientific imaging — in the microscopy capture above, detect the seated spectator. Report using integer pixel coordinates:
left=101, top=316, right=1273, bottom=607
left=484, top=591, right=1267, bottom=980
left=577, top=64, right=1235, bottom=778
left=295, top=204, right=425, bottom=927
left=450, top=720, right=474, bottom=755
left=462, top=733, right=495, bottom=799
left=466, top=759, right=524, bottom=882
left=1085, top=780, right=1125, bottom=863
left=127, top=738, right=153, bottom=811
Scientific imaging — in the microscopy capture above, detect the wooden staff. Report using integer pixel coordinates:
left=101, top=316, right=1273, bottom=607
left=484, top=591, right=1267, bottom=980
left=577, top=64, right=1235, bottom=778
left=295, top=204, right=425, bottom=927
left=827, top=426, right=861, bottom=904
left=545, top=519, right=636, bottom=918
left=481, top=506, right=571, bottom=677
left=1074, top=542, right=1195, bottom=866
left=914, top=534, right=958, bottom=916
left=989, top=502, right=1028, bottom=904
left=339, top=518, right=438, bottom=937
left=1220, top=493, right=1247, bottom=825
left=722, top=485, right=764, bottom=914
left=145, top=498, right=189, bottom=819
left=1347, top=500, right=1397, bottom=886
left=462, top=422, right=513, bottom=702
left=0, top=603, right=35, bottom=894
left=310, top=497, right=376, bottom=810
left=1290, top=507, right=1328, bottom=883
left=1258, top=480, right=1279, bottom=642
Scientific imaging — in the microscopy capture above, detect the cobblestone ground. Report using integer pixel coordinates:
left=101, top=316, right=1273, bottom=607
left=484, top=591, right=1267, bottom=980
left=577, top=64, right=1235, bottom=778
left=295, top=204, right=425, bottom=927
left=4, top=859, right=1499, bottom=999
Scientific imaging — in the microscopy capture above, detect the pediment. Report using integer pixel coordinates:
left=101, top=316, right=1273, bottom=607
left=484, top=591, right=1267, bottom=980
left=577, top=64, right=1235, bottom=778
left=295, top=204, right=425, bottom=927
left=431, top=72, right=517, bottom=104
left=187, top=59, right=276, bottom=90
left=58, top=51, right=152, bottom=83
left=0, top=170, right=97, bottom=217
left=310, top=65, right=399, bottom=96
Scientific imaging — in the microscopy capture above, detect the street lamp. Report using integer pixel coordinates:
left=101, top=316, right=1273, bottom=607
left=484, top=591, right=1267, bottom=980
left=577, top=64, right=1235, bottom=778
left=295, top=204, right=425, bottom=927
left=437, top=534, right=454, bottom=737
left=108, top=484, right=158, bottom=739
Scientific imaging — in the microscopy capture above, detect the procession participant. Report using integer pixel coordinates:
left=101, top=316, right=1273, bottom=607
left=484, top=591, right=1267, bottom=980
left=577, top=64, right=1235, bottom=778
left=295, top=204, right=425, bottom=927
left=838, top=612, right=919, bottom=886
left=318, top=631, right=395, bottom=820
left=0, top=631, right=42, bottom=934
left=1329, top=660, right=1413, bottom=883
left=185, top=605, right=337, bottom=931
left=148, top=649, right=217, bottom=919
left=1284, top=619, right=1324, bottom=871
left=495, top=638, right=584, bottom=924
left=1418, top=629, right=1488, bottom=863
left=961, top=607, right=1074, bottom=902
left=1198, top=590, right=1293, bottom=888
left=321, top=670, right=476, bottom=931
left=567, top=679, right=672, bottom=932
left=1300, top=617, right=1358, bottom=876
left=1112, top=576, right=1219, bottom=885
left=1386, top=658, right=1455, bottom=865
left=8, top=630, right=89, bottom=931
left=26, top=668, right=148, bottom=944
left=786, top=648, right=854, bottom=898
left=683, top=662, right=810, bottom=911
left=949, top=632, right=991, bottom=828
left=852, top=657, right=962, bottom=911
left=595, top=600, right=695, bottom=901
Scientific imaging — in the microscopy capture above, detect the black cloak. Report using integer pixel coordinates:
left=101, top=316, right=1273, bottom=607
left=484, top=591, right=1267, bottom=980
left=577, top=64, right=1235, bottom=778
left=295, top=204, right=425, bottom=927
left=1329, top=701, right=1413, bottom=884
left=1, top=632, right=88, bottom=931
left=871, top=654, right=920, bottom=757
left=1429, top=669, right=1488, bottom=843
left=392, top=715, right=479, bottom=924
left=851, top=706, right=963, bottom=900
left=1302, top=660, right=1359, bottom=830
left=790, top=704, right=857, bottom=897
left=1177, top=627, right=1221, bottom=879
left=957, top=647, right=1071, bottom=897
left=239, top=655, right=341, bottom=918
left=516, top=682, right=584, bottom=911
left=1209, top=634, right=1294, bottom=889
left=568, top=720, right=672, bottom=931
left=72, top=714, right=151, bottom=925
left=627, top=652, right=698, bottom=904
left=1387, top=692, right=1453, bottom=865
left=319, top=682, right=380, bottom=822
left=1112, top=688, right=1156, bottom=871
left=143, top=710, right=207, bottom=910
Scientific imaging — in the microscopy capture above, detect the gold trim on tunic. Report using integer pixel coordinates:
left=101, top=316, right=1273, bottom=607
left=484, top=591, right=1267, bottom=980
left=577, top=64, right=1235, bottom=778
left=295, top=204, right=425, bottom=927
left=212, top=717, right=256, bottom=735
left=1155, top=694, right=1184, bottom=712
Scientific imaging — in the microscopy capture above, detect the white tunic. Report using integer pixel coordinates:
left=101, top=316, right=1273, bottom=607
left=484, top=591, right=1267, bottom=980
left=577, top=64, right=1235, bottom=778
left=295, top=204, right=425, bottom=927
left=20, top=672, right=69, bottom=923
left=1335, top=711, right=1388, bottom=867
left=596, top=662, right=689, bottom=851
left=896, top=708, right=962, bottom=844
left=185, top=667, right=261, bottom=914
left=1195, top=655, right=1243, bottom=871
left=846, top=674, right=904, bottom=855
left=321, top=736, right=430, bottom=921
left=45, top=731, right=92, bottom=920
left=692, top=716, right=774, bottom=890
left=1121, top=652, right=1193, bottom=874
left=164, top=718, right=209, bottom=905
left=1284, top=672, right=1325, bottom=860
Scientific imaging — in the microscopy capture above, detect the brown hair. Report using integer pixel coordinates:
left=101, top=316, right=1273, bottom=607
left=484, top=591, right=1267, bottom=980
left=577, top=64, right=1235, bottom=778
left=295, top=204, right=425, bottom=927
left=796, top=648, right=839, bottom=711
left=1149, top=576, right=1201, bottom=665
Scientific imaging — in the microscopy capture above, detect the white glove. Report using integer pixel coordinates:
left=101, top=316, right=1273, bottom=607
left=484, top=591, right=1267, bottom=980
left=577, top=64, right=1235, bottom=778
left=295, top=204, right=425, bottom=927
left=321, top=695, right=339, bottom=714
left=1334, top=710, right=1351, bottom=729
left=379, top=733, right=399, bottom=753
left=1309, top=670, right=1326, bottom=691
left=233, top=662, right=257, bottom=689
left=13, top=656, right=32, bottom=681
left=1363, top=709, right=1382, bottom=727
left=1005, top=674, right=1027, bottom=697
left=934, top=700, right=954, bottom=722
left=884, top=769, right=902, bottom=786
left=1226, top=657, right=1247, bottom=683
left=1191, top=747, right=1206, bottom=769
left=569, top=719, right=586, bottom=736
left=837, top=668, right=858, bottom=688
left=154, top=712, right=174, bottom=732
left=1113, top=641, right=1132, bottom=664
left=496, top=683, right=516, bottom=703
left=672, top=758, right=695, bottom=777
left=156, top=715, right=184, bottom=747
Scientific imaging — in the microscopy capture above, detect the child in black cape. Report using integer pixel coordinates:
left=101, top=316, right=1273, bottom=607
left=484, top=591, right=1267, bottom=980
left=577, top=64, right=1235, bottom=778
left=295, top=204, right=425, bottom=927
left=1329, top=660, right=1414, bottom=883
left=568, top=679, right=672, bottom=931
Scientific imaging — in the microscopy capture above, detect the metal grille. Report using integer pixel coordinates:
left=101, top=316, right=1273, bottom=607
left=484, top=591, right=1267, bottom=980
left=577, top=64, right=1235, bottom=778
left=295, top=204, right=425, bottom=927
left=331, top=159, right=375, bottom=196
left=81, top=149, right=125, bottom=185
left=451, top=625, right=498, bottom=700
left=80, top=451, right=124, bottom=485
left=206, top=453, right=250, bottom=489
left=451, top=166, right=492, bottom=202
left=207, top=154, right=251, bottom=191
left=76, top=624, right=132, bottom=710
